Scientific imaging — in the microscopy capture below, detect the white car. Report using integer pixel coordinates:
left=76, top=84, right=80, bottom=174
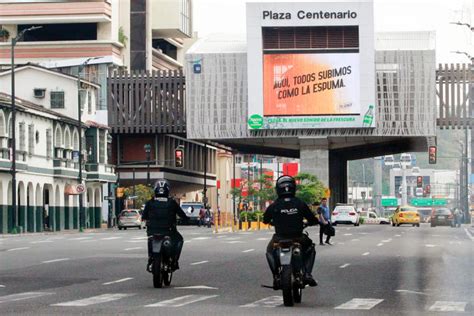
left=118, top=209, right=145, bottom=230
left=360, top=211, right=390, bottom=224
left=331, top=205, right=360, bottom=226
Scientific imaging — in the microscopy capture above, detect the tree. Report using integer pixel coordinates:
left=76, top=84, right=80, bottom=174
left=124, top=184, right=153, bottom=208
left=254, top=174, right=277, bottom=209
left=294, top=173, right=326, bottom=205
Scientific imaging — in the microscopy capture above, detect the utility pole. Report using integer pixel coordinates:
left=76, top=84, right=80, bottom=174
left=10, top=26, right=42, bottom=233
left=373, top=157, right=383, bottom=210
left=203, top=144, right=208, bottom=210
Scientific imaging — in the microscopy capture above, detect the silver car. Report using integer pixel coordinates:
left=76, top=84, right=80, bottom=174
left=118, top=209, right=145, bottom=230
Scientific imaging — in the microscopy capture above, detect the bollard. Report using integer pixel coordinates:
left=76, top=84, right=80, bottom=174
left=257, top=214, right=261, bottom=230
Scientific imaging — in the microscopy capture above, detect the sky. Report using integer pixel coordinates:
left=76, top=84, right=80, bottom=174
left=192, top=0, right=474, bottom=63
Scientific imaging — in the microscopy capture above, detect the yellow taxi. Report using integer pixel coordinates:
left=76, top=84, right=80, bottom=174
left=391, top=205, right=420, bottom=227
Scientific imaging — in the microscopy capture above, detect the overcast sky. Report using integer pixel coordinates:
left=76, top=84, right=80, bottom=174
left=193, top=0, right=474, bottom=63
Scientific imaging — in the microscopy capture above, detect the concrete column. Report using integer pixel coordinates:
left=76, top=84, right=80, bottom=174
left=373, top=157, right=383, bottom=209
left=300, top=146, right=329, bottom=187
left=329, top=151, right=348, bottom=209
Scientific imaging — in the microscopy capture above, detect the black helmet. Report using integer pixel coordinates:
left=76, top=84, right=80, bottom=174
left=154, top=179, right=170, bottom=197
left=276, top=175, right=296, bottom=198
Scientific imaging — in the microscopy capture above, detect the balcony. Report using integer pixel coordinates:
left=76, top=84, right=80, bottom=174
left=151, top=0, right=192, bottom=38
left=0, top=1, right=112, bottom=24
left=0, top=40, right=124, bottom=64
left=152, top=48, right=183, bottom=71
left=86, top=163, right=116, bottom=182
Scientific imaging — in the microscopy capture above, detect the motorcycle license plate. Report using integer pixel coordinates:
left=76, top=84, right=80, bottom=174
left=152, top=240, right=162, bottom=253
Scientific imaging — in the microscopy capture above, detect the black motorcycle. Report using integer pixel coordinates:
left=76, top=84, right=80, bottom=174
left=150, top=234, right=174, bottom=288
left=271, top=236, right=305, bottom=306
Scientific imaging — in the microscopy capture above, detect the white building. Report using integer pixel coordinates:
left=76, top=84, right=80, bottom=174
left=0, top=65, right=115, bottom=234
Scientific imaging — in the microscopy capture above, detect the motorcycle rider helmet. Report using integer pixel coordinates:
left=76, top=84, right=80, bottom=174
left=275, top=175, right=296, bottom=198
left=154, top=179, right=170, bottom=197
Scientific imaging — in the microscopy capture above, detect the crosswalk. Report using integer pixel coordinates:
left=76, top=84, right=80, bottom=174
left=0, top=291, right=469, bottom=312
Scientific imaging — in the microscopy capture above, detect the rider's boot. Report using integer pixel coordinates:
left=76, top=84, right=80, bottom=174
left=303, top=244, right=318, bottom=287
left=146, top=257, right=153, bottom=273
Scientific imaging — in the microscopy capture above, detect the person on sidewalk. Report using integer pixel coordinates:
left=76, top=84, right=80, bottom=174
left=318, top=198, right=332, bottom=245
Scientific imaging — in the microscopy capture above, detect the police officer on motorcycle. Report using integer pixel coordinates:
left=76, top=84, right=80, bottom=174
left=263, top=175, right=319, bottom=289
left=142, top=179, right=189, bottom=272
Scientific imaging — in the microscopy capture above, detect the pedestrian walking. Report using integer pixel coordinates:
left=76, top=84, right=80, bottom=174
left=318, top=197, right=332, bottom=245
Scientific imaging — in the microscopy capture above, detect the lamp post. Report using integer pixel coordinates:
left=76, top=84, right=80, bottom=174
left=78, top=56, right=100, bottom=232
left=10, top=26, right=42, bottom=233
left=144, top=144, right=151, bottom=186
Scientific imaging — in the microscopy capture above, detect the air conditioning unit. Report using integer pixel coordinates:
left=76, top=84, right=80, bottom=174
left=33, top=88, right=46, bottom=98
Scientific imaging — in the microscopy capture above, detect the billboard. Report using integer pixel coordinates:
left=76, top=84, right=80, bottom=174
left=263, top=53, right=359, bottom=117
left=246, top=1, right=375, bottom=130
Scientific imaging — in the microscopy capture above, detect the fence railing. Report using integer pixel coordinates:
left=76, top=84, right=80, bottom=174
left=108, top=70, right=186, bottom=134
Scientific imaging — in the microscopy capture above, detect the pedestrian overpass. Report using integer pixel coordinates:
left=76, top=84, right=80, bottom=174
left=184, top=31, right=464, bottom=205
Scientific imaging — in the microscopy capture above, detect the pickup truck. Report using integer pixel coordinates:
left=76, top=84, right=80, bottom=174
left=359, top=211, right=390, bottom=224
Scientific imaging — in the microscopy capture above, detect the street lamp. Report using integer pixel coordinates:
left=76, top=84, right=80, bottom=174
left=144, top=144, right=151, bottom=186
left=10, top=25, right=42, bottom=233
left=78, top=56, right=100, bottom=232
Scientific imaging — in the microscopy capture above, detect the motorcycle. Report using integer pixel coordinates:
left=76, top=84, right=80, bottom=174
left=149, top=234, right=174, bottom=288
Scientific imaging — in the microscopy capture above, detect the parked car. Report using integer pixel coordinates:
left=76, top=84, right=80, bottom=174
left=332, top=204, right=360, bottom=226
left=179, top=202, right=204, bottom=225
left=391, top=205, right=420, bottom=227
left=118, top=209, right=145, bottom=230
left=430, top=208, right=454, bottom=227
left=359, top=211, right=390, bottom=224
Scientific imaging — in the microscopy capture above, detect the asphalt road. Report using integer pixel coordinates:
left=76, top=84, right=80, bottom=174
left=0, top=223, right=473, bottom=315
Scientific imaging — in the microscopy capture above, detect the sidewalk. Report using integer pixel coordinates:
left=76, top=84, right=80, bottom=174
left=0, top=228, right=113, bottom=238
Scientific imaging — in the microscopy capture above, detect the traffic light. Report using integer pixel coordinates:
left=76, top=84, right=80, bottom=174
left=116, top=187, right=124, bottom=198
left=428, top=146, right=437, bottom=164
left=417, top=176, right=423, bottom=188
left=175, top=148, right=184, bottom=168
left=425, top=184, right=431, bottom=195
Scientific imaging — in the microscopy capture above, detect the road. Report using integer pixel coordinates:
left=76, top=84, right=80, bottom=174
left=0, top=224, right=473, bottom=315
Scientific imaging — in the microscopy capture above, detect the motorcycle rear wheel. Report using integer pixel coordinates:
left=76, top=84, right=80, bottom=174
left=163, top=263, right=173, bottom=286
left=281, top=266, right=294, bottom=307
left=152, top=255, right=163, bottom=288
left=293, top=282, right=302, bottom=303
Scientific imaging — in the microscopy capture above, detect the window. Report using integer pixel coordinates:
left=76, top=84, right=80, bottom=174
left=46, top=129, right=52, bottom=159
left=28, top=124, right=34, bottom=155
left=19, top=122, right=25, bottom=151
left=50, top=91, right=65, bottom=109
left=99, top=130, right=105, bottom=163
left=79, top=89, right=87, bottom=111
left=19, top=23, right=97, bottom=42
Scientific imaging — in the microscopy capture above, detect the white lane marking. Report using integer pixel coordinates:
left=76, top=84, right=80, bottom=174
left=124, top=247, right=143, bottom=251
left=395, top=289, right=427, bottom=295
left=351, top=239, right=360, bottom=242
left=217, top=235, right=227, bottom=239
left=394, top=234, right=402, bottom=237
left=431, top=234, right=441, bottom=237
left=241, top=296, right=282, bottom=307
left=101, top=237, right=122, bottom=240
left=242, top=249, right=255, bottom=253
left=174, top=286, right=218, bottom=290
left=225, top=241, right=244, bottom=244
left=428, top=301, right=467, bottom=312
left=343, top=233, right=353, bottom=236
left=125, top=240, right=143, bottom=243
left=102, top=278, right=134, bottom=285
left=382, top=239, right=392, bottom=243
left=190, top=261, right=209, bottom=266
left=132, top=236, right=148, bottom=240
left=425, top=244, right=437, bottom=248
left=68, top=237, right=92, bottom=241
left=464, top=228, right=474, bottom=241
left=30, top=240, right=53, bottom=244
left=223, top=237, right=242, bottom=241
left=339, top=263, right=350, bottom=269
left=52, top=293, right=135, bottom=306
left=184, top=240, right=193, bottom=244
left=335, top=298, right=384, bottom=310
left=79, top=240, right=95, bottom=243
left=0, top=285, right=5, bottom=288
left=359, top=232, right=369, bottom=235
left=362, top=252, right=370, bottom=256
left=377, top=243, right=383, bottom=247
left=191, top=237, right=211, bottom=240
left=337, top=242, right=345, bottom=245
left=7, top=247, right=29, bottom=252
left=257, top=238, right=268, bottom=241
left=0, top=292, right=54, bottom=304
left=42, top=258, right=70, bottom=264
left=146, top=294, right=218, bottom=307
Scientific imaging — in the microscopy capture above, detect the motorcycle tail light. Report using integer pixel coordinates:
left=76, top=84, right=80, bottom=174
left=349, top=212, right=356, bottom=216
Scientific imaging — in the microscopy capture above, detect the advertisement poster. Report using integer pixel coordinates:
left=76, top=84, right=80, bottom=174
left=263, top=53, right=359, bottom=116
